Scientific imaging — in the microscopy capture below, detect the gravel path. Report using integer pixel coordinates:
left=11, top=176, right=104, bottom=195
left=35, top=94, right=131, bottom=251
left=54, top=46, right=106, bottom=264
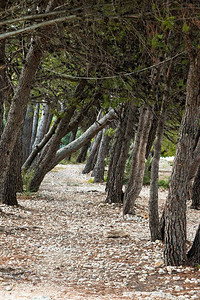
left=0, top=164, right=199, bottom=300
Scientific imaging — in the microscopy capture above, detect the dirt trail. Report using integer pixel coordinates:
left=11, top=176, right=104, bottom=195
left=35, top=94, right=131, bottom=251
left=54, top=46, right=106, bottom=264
left=0, top=164, right=199, bottom=300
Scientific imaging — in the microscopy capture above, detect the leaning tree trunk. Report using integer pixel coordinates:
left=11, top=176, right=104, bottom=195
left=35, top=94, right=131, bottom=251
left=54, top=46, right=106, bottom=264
left=190, top=165, right=200, bottom=209
left=187, top=224, right=200, bottom=264
left=93, top=127, right=111, bottom=183
left=123, top=105, right=153, bottom=216
left=82, top=130, right=102, bottom=174
left=149, top=87, right=168, bottom=241
left=0, top=37, right=45, bottom=203
left=106, top=102, right=136, bottom=203
left=26, top=109, right=117, bottom=192
left=164, top=50, right=200, bottom=266
left=22, top=104, right=34, bottom=163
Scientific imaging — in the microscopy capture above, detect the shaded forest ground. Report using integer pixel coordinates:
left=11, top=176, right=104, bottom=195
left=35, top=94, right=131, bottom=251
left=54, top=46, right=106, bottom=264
left=0, top=163, right=199, bottom=300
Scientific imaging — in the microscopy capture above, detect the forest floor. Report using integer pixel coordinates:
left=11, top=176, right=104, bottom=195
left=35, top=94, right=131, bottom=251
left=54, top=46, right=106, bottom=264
left=0, top=163, right=199, bottom=300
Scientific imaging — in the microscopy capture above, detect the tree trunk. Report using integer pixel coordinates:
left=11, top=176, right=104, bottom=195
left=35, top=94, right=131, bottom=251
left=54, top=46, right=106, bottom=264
left=2, top=132, right=23, bottom=206
left=30, top=103, right=40, bottom=151
left=106, top=102, right=137, bottom=203
left=26, top=109, right=117, bottom=192
left=0, top=37, right=45, bottom=203
left=76, top=141, right=91, bottom=163
left=22, top=104, right=34, bottom=163
left=32, top=102, right=51, bottom=148
left=82, top=131, right=102, bottom=174
left=149, top=88, right=168, bottom=241
left=93, top=127, right=111, bottom=183
left=123, top=105, right=153, bottom=216
left=187, top=224, right=200, bottom=264
left=190, top=165, right=200, bottom=209
left=164, top=52, right=200, bottom=266
left=0, top=1, right=6, bottom=137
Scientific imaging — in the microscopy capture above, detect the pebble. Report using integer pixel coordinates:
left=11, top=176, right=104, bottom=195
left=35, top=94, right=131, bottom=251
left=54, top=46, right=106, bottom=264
left=155, top=259, right=164, bottom=267
left=5, top=286, right=12, bottom=291
left=158, top=268, right=166, bottom=274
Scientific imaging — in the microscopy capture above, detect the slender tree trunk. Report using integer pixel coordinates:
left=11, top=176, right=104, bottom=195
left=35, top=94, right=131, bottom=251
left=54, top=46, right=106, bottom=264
left=32, top=102, right=51, bottom=148
left=82, top=131, right=102, bottom=174
left=93, top=127, right=111, bottom=183
left=187, top=224, right=200, bottom=264
left=149, top=87, right=169, bottom=241
left=190, top=165, right=200, bottom=209
left=76, top=141, right=91, bottom=163
left=30, top=103, right=40, bottom=151
left=106, top=102, right=136, bottom=203
left=123, top=105, right=153, bottom=216
left=164, top=52, right=200, bottom=266
left=22, top=104, right=34, bottom=163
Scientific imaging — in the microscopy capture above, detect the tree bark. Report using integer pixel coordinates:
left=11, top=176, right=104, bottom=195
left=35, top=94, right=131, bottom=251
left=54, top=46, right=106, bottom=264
left=66, top=126, right=78, bottom=161
left=190, top=165, right=200, bottom=209
left=0, top=37, right=45, bottom=203
left=82, top=130, right=102, bottom=174
left=0, top=1, right=6, bottom=137
left=164, top=51, right=200, bottom=266
left=93, top=127, right=111, bottom=183
left=106, top=102, right=136, bottom=203
left=30, top=103, right=40, bottom=151
left=123, top=105, right=153, bottom=216
left=187, top=224, right=200, bottom=264
left=22, top=104, right=34, bottom=163
left=149, top=88, right=168, bottom=241
left=32, top=102, right=51, bottom=148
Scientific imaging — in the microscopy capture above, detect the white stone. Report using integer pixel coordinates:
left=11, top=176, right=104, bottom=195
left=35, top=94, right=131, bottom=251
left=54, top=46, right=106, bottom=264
left=173, top=276, right=181, bottom=281
left=5, top=286, right=12, bottom=291
left=158, top=268, right=166, bottom=274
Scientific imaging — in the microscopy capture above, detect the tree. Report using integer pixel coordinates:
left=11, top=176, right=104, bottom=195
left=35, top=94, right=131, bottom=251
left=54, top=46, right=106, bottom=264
left=123, top=105, right=153, bottom=216
left=187, top=224, right=200, bottom=264
left=106, top=102, right=137, bottom=204
left=164, top=44, right=200, bottom=265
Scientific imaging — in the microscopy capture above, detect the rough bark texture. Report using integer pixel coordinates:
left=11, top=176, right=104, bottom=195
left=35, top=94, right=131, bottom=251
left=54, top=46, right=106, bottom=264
left=123, top=105, right=153, bottom=216
left=82, top=131, right=102, bottom=174
left=0, top=37, right=44, bottom=203
left=2, top=133, right=23, bottom=206
left=22, top=104, right=34, bottom=163
left=93, top=127, right=111, bottom=183
left=0, top=1, right=6, bottom=137
left=191, top=165, right=200, bottom=209
left=187, top=224, right=200, bottom=264
left=149, top=91, right=168, bottom=241
left=164, top=52, right=200, bottom=266
left=106, top=102, right=136, bottom=204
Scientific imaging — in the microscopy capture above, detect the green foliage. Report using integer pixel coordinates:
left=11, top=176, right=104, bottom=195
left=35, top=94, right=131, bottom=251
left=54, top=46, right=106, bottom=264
left=182, top=22, right=190, bottom=33
left=105, top=127, right=117, bottom=137
left=161, top=16, right=175, bottom=30
left=161, top=136, right=177, bottom=157
left=158, top=179, right=169, bottom=189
